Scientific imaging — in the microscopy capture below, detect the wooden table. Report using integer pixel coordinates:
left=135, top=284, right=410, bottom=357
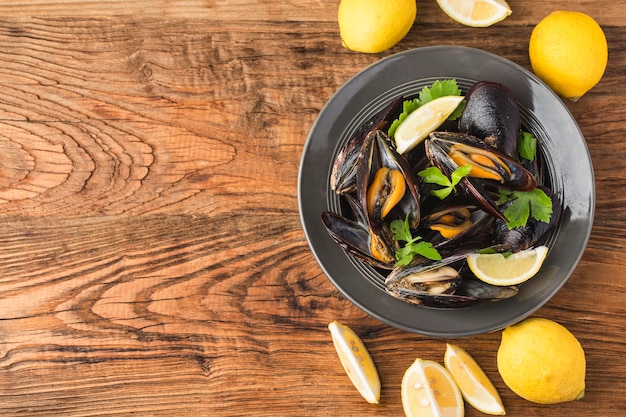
left=0, top=1, right=623, bottom=416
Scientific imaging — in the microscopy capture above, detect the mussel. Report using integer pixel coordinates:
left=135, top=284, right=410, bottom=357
left=418, top=198, right=496, bottom=248
left=425, top=131, right=536, bottom=220
left=357, top=130, right=421, bottom=232
left=494, top=186, right=562, bottom=252
left=385, top=252, right=464, bottom=306
left=387, top=277, right=519, bottom=308
left=385, top=251, right=518, bottom=307
left=331, top=96, right=404, bottom=194
left=321, top=193, right=397, bottom=269
left=321, top=128, right=424, bottom=269
left=425, top=132, right=536, bottom=191
left=459, top=81, right=521, bottom=158
left=423, top=206, right=474, bottom=240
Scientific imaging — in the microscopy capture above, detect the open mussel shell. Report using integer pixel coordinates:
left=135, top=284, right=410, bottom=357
left=426, top=131, right=536, bottom=191
left=321, top=210, right=396, bottom=270
left=330, top=96, right=404, bottom=194
left=321, top=193, right=397, bottom=270
left=419, top=200, right=495, bottom=248
left=388, top=279, right=519, bottom=308
left=385, top=263, right=462, bottom=307
left=357, top=130, right=421, bottom=233
left=384, top=249, right=467, bottom=306
left=385, top=254, right=519, bottom=308
left=425, top=131, right=537, bottom=221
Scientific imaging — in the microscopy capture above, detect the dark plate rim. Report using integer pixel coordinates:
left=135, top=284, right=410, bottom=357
left=297, top=46, right=595, bottom=337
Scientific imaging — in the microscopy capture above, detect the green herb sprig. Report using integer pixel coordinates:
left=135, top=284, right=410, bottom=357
left=417, top=165, right=473, bottom=199
left=390, top=214, right=441, bottom=266
left=498, top=188, right=553, bottom=229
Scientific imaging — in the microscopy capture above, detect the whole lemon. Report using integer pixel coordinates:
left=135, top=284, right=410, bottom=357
left=497, top=317, right=586, bottom=404
left=338, top=0, right=416, bottom=54
left=529, top=11, right=608, bottom=101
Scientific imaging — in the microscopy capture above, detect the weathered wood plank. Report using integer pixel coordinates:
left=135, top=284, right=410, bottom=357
left=0, top=1, right=623, bottom=415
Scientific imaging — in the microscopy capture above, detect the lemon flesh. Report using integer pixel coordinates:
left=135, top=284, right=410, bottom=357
left=328, top=321, right=381, bottom=404
left=467, top=245, right=548, bottom=286
left=436, top=0, right=512, bottom=27
left=394, top=95, right=464, bottom=155
left=402, top=358, right=464, bottom=417
left=338, top=0, right=416, bottom=54
left=529, top=11, right=608, bottom=101
left=444, top=344, right=505, bottom=415
left=497, top=317, right=586, bottom=404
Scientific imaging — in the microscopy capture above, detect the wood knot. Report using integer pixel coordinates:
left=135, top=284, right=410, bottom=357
left=139, top=63, right=153, bottom=79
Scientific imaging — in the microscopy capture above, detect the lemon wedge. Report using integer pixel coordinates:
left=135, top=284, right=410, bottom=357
left=444, top=344, right=506, bottom=415
left=328, top=321, right=381, bottom=404
left=402, top=358, right=464, bottom=417
left=436, top=0, right=512, bottom=27
left=467, top=246, right=549, bottom=286
left=394, top=95, right=464, bottom=154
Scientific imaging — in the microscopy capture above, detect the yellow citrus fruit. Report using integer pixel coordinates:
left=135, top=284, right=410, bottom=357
left=402, top=358, right=464, bottom=417
left=467, top=246, right=548, bottom=286
left=328, top=321, right=381, bottom=404
left=338, top=0, right=416, bottom=53
left=444, top=344, right=505, bottom=415
left=436, top=0, right=512, bottom=27
left=394, top=95, right=465, bottom=154
left=497, top=317, right=586, bottom=404
left=529, top=11, right=608, bottom=101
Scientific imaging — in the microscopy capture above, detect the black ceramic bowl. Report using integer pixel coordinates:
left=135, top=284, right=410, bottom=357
left=298, top=46, right=594, bottom=337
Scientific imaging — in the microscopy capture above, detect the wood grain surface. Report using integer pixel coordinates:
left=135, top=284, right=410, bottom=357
left=0, top=1, right=624, bottom=416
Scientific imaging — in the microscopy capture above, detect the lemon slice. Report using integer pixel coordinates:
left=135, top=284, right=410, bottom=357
left=394, top=95, right=464, bottom=154
left=467, top=246, right=549, bottom=286
left=436, top=0, right=512, bottom=27
left=402, top=358, right=464, bottom=417
left=444, top=344, right=506, bottom=415
left=328, top=321, right=381, bottom=404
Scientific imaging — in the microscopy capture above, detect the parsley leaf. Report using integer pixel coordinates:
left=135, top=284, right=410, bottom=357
left=498, top=188, right=553, bottom=229
left=417, top=166, right=451, bottom=187
left=418, top=79, right=462, bottom=104
left=478, top=247, right=512, bottom=257
left=451, top=164, right=472, bottom=185
left=388, top=79, right=464, bottom=138
left=518, top=131, right=537, bottom=161
left=388, top=98, right=420, bottom=138
left=418, top=165, right=472, bottom=200
left=419, top=79, right=466, bottom=120
left=390, top=213, right=441, bottom=266
left=390, top=213, right=414, bottom=243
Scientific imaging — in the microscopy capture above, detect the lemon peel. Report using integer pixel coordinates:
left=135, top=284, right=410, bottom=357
left=497, top=318, right=586, bottom=404
left=436, top=0, right=512, bottom=27
left=402, top=358, right=464, bottom=417
left=467, top=246, right=548, bottom=286
left=444, top=344, right=505, bottom=415
left=338, top=0, right=416, bottom=54
left=328, top=321, right=381, bottom=404
left=529, top=11, right=608, bottom=101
